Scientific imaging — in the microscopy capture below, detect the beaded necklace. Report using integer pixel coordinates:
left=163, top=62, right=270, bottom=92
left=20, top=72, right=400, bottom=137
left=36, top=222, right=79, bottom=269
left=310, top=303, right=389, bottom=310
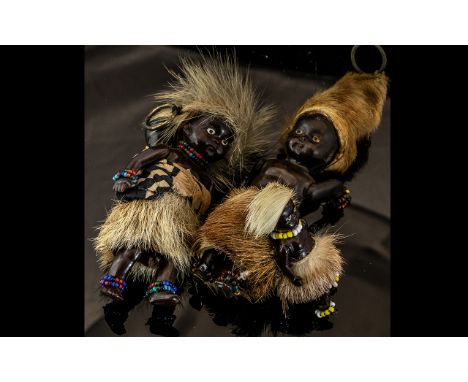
left=270, top=219, right=304, bottom=240
left=178, top=140, right=209, bottom=168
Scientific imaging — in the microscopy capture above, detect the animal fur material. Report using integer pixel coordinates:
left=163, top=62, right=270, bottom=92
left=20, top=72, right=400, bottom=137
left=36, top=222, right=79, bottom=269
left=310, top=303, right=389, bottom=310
left=195, top=185, right=343, bottom=306
left=277, top=233, right=343, bottom=312
left=245, top=182, right=295, bottom=238
left=151, top=53, right=276, bottom=191
left=283, top=71, right=388, bottom=174
left=95, top=193, right=199, bottom=282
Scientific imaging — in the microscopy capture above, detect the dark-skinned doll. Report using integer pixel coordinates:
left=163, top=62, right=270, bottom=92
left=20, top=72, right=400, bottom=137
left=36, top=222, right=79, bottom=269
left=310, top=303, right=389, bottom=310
left=94, top=55, right=274, bottom=312
left=194, top=71, right=388, bottom=316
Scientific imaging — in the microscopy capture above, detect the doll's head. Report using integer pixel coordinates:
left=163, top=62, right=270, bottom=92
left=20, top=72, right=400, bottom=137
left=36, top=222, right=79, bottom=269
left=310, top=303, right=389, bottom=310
left=275, top=199, right=299, bottom=231
left=245, top=182, right=295, bottom=238
left=181, top=115, right=233, bottom=163
left=286, top=114, right=339, bottom=172
left=282, top=72, right=388, bottom=178
left=146, top=53, right=275, bottom=190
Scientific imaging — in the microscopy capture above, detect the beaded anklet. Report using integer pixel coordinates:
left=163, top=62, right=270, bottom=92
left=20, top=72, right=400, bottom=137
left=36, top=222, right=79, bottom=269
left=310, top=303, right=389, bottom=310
left=112, top=169, right=139, bottom=185
left=99, top=274, right=127, bottom=293
left=270, top=220, right=304, bottom=240
left=145, top=281, right=178, bottom=297
left=178, top=141, right=209, bottom=168
left=315, top=301, right=336, bottom=318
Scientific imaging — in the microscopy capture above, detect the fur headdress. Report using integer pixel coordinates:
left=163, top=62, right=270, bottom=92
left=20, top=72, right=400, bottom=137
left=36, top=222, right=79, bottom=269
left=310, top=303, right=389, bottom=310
left=146, top=53, right=275, bottom=191
left=283, top=71, right=388, bottom=174
left=245, top=182, right=295, bottom=238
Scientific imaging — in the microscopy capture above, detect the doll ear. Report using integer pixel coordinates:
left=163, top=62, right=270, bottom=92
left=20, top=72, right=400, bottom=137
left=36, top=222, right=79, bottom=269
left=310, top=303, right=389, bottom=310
left=143, top=103, right=181, bottom=147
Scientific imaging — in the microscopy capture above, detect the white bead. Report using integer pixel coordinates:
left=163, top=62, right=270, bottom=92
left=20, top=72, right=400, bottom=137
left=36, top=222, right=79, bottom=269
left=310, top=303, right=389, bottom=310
left=315, top=310, right=322, bottom=318
left=330, top=301, right=335, bottom=307
left=332, top=282, right=338, bottom=288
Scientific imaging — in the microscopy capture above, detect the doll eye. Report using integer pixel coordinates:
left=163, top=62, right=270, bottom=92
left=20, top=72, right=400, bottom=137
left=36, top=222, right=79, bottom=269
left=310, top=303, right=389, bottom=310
left=295, top=129, right=303, bottom=135
left=207, top=127, right=216, bottom=135
left=221, top=139, right=229, bottom=146
left=312, top=135, right=321, bottom=143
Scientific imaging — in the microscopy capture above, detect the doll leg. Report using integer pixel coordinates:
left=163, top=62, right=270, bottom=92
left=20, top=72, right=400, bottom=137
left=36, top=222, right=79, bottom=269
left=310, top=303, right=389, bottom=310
left=147, top=257, right=181, bottom=307
left=100, top=248, right=143, bottom=301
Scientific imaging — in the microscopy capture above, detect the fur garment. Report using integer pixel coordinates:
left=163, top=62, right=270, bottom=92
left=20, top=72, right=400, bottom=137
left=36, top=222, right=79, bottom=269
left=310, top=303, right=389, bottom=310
left=195, top=183, right=343, bottom=307
left=95, top=193, right=199, bottom=282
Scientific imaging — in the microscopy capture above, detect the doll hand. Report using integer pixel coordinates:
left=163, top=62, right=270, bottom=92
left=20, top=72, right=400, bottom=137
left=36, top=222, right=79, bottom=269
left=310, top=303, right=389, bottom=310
left=113, top=178, right=132, bottom=193
left=315, top=301, right=336, bottom=318
left=325, top=187, right=351, bottom=210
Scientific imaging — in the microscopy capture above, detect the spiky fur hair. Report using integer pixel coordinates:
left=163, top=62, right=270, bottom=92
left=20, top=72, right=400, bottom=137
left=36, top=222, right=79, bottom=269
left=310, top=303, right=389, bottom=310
left=245, top=182, right=295, bottom=238
left=94, top=193, right=199, bottom=282
left=152, top=53, right=276, bottom=191
left=282, top=71, right=388, bottom=174
left=195, top=187, right=343, bottom=307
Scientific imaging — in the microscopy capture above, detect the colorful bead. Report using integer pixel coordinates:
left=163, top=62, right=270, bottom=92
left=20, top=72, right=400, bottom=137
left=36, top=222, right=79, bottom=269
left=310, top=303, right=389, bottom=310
left=100, top=274, right=127, bottom=293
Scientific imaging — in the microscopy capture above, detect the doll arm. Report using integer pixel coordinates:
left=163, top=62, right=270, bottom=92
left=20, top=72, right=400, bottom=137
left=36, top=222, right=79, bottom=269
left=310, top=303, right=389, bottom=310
left=275, top=243, right=302, bottom=286
left=125, top=144, right=171, bottom=171
left=305, top=179, right=345, bottom=204
left=113, top=145, right=170, bottom=193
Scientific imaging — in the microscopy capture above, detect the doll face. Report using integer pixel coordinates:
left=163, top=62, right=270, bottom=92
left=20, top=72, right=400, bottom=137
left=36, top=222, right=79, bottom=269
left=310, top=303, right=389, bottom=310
left=286, top=115, right=339, bottom=170
left=276, top=200, right=299, bottom=230
left=182, top=116, right=232, bottom=162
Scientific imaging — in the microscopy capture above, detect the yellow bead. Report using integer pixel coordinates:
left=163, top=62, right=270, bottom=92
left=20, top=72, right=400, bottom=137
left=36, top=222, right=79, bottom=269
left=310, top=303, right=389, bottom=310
left=336, top=275, right=340, bottom=282
left=287, top=231, right=293, bottom=238
left=329, top=307, right=335, bottom=313
left=325, top=310, right=330, bottom=316
left=320, top=312, right=325, bottom=317
left=345, top=189, right=350, bottom=193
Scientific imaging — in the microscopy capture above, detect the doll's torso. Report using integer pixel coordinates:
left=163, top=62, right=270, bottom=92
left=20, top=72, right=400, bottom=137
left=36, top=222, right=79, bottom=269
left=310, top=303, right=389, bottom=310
left=250, top=158, right=317, bottom=211
left=117, top=149, right=212, bottom=215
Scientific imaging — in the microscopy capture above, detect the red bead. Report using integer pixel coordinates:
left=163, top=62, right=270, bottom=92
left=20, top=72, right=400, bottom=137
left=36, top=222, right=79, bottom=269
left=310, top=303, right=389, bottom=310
left=196, top=153, right=202, bottom=158
left=105, top=281, right=109, bottom=286
left=119, top=279, right=123, bottom=284
left=119, top=285, right=123, bottom=289
left=150, top=283, right=154, bottom=288
left=189, top=148, right=194, bottom=152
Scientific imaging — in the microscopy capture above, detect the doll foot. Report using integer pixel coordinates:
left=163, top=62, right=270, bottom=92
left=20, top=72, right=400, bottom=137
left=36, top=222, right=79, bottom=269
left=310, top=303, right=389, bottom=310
left=99, top=275, right=127, bottom=301
left=315, top=301, right=336, bottom=318
left=149, top=292, right=181, bottom=306
left=100, top=286, right=124, bottom=301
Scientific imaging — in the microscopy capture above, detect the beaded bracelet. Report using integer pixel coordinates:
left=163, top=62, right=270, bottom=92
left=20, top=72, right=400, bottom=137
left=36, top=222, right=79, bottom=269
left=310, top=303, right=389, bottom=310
left=112, top=169, right=139, bottom=185
left=99, top=274, right=127, bottom=293
left=145, top=280, right=178, bottom=297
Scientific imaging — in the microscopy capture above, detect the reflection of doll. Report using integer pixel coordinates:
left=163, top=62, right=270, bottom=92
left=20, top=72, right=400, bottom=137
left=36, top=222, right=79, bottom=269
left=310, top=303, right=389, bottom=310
left=194, top=71, right=388, bottom=314
left=94, top=55, right=274, bottom=310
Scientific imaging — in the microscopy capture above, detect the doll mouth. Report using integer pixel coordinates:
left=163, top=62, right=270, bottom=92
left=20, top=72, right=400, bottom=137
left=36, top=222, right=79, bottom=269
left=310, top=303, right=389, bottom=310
left=205, top=145, right=216, bottom=156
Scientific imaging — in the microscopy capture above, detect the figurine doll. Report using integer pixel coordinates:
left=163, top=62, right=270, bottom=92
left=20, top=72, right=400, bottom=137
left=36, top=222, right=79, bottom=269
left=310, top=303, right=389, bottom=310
left=194, top=71, right=389, bottom=316
left=94, top=54, right=274, bottom=309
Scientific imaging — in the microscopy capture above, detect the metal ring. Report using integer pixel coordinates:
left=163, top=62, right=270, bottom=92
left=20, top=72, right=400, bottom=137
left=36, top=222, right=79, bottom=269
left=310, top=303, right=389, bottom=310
left=351, top=45, right=387, bottom=73
left=143, top=103, right=181, bottom=131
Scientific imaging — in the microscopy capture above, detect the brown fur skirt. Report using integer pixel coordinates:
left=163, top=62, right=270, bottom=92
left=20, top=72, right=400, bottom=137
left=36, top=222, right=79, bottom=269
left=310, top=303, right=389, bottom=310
left=94, top=193, right=199, bottom=282
left=195, top=187, right=343, bottom=309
